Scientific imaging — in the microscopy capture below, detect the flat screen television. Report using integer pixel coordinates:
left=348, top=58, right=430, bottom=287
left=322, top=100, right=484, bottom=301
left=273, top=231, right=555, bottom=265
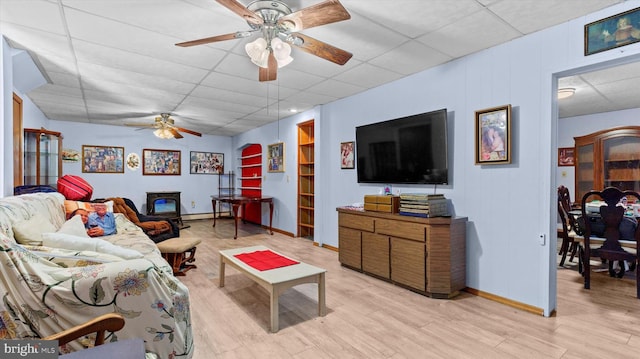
left=356, top=108, right=448, bottom=184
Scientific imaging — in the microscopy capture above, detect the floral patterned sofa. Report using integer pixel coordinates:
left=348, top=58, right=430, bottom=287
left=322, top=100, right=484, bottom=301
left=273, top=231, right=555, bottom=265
left=0, top=192, right=193, bottom=358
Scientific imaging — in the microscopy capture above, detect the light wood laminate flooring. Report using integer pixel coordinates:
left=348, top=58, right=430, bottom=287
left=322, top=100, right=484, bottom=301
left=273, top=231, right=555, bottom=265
left=178, top=219, right=640, bottom=358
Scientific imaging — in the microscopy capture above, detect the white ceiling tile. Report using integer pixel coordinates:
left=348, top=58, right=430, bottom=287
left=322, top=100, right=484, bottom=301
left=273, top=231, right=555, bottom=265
left=333, top=63, right=405, bottom=89
left=417, top=9, right=522, bottom=58
left=369, top=40, right=452, bottom=75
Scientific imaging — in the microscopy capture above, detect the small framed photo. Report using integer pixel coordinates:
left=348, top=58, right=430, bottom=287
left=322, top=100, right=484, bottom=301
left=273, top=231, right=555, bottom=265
left=340, top=141, right=355, bottom=169
left=142, top=149, right=181, bottom=175
left=558, top=147, right=575, bottom=167
left=475, top=104, right=512, bottom=165
left=190, top=151, right=224, bottom=174
left=585, top=7, right=640, bottom=56
left=82, top=145, right=124, bottom=173
left=267, top=142, right=285, bottom=173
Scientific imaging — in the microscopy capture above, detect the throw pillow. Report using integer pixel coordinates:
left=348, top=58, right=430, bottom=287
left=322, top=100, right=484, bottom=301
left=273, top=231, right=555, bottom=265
left=41, top=232, right=144, bottom=260
left=13, top=214, right=57, bottom=245
left=57, top=214, right=90, bottom=238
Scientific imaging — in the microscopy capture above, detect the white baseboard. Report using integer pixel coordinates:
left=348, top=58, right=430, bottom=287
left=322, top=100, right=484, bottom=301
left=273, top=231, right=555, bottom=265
left=183, top=213, right=214, bottom=221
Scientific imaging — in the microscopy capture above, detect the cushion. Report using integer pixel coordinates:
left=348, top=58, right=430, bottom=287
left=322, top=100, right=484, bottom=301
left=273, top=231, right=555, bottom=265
left=64, top=200, right=114, bottom=219
left=41, top=232, right=144, bottom=260
left=13, top=214, right=57, bottom=245
left=57, top=215, right=90, bottom=238
left=57, top=175, right=93, bottom=201
left=157, top=237, right=201, bottom=253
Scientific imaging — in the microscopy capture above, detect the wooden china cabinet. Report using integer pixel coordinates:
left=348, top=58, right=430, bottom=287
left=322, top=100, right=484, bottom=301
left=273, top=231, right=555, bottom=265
left=574, top=126, right=640, bottom=202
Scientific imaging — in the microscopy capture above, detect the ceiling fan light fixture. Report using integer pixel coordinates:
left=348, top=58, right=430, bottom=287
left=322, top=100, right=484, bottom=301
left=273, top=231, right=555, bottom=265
left=558, top=87, right=575, bottom=99
left=271, top=38, right=293, bottom=68
left=245, top=38, right=270, bottom=67
left=154, top=128, right=174, bottom=139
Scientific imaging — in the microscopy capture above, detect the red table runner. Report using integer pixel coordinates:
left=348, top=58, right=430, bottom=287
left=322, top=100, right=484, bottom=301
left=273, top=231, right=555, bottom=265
left=234, top=250, right=299, bottom=271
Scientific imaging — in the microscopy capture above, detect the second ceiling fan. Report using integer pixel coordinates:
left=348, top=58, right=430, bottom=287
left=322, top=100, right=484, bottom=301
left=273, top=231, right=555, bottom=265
left=176, top=0, right=353, bottom=82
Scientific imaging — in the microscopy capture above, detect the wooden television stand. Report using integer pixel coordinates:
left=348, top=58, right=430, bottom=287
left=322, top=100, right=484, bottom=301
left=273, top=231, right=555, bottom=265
left=337, top=208, right=467, bottom=298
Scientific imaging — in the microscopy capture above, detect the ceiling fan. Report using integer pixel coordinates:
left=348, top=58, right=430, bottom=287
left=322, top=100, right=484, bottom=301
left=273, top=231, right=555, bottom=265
left=125, top=113, right=203, bottom=139
left=176, top=0, right=353, bottom=82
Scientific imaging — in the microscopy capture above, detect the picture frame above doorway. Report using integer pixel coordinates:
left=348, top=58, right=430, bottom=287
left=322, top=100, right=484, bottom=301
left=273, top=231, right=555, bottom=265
left=585, top=6, right=640, bottom=56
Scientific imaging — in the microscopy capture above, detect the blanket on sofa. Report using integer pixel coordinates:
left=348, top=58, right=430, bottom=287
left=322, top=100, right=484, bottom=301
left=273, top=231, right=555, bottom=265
left=107, top=197, right=172, bottom=236
left=0, top=193, right=193, bottom=359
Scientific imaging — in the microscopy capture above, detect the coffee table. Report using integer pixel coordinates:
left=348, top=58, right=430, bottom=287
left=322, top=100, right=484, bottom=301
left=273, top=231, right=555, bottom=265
left=218, top=245, right=326, bottom=332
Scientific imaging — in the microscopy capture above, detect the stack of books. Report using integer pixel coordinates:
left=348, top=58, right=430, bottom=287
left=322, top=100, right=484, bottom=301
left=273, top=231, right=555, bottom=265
left=399, top=194, right=448, bottom=218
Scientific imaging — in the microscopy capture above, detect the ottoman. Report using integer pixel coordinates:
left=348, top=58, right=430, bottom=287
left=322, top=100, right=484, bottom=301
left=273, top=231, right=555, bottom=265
left=157, top=237, right=202, bottom=276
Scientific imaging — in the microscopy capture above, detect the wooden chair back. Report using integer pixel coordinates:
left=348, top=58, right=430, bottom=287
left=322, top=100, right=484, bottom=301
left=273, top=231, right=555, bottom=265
left=580, top=187, right=640, bottom=298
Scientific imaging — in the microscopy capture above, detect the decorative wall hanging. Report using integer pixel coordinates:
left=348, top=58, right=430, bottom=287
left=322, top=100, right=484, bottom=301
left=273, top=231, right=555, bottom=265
left=341, top=141, right=355, bottom=169
left=81, top=145, right=124, bottom=173
left=267, top=142, right=285, bottom=172
left=62, top=148, right=80, bottom=163
left=142, top=149, right=181, bottom=175
left=475, top=105, right=512, bottom=165
left=190, top=151, right=224, bottom=174
left=585, top=7, right=640, bottom=56
left=126, top=152, right=140, bottom=171
left=558, top=147, right=575, bottom=166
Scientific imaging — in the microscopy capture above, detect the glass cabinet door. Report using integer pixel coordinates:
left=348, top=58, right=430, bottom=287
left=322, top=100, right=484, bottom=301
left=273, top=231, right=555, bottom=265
left=603, top=136, right=640, bottom=193
left=575, top=143, right=594, bottom=203
left=24, top=128, right=62, bottom=186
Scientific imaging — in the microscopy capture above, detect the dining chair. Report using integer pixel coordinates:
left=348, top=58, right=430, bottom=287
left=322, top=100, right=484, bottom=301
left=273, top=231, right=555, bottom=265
left=557, top=185, right=579, bottom=266
left=580, top=187, right=640, bottom=299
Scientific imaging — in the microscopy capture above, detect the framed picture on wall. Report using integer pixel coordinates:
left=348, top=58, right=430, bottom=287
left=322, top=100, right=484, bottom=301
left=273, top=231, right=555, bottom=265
left=340, top=141, right=355, bottom=169
left=190, top=151, right=224, bottom=174
left=474, top=104, right=512, bottom=165
left=585, top=7, right=640, bottom=56
left=81, top=145, right=124, bottom=173
left=142, top=148, right=181, bottom=175
left=558, top=147, right=575, bottom=166
left=267, top=142, right=285, bottom=172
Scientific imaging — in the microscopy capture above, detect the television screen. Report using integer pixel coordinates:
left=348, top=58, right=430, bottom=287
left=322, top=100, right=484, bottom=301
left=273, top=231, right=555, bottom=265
left=356, top=109, right=448, bottom=184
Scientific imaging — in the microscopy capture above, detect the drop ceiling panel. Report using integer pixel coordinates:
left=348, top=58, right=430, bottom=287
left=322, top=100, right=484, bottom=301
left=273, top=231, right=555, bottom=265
left=369, top=41, right=452, bottom=76
left=417, top=9, right=522, bottom=58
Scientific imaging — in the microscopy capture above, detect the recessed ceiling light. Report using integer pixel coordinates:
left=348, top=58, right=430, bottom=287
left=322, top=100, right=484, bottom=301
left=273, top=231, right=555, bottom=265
left=289, top=108, right=298, bottom=113
left=558, top=87, right=575, bottom=99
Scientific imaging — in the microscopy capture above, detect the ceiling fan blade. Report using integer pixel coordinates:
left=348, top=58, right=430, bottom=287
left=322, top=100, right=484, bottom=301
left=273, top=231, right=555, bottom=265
left=174, top=127, right=202, bottom=137
left=175, top=31, right=252, bottom=47
left=125, top=123, right=157, bottom=128
left=169, top=128, right=184, bottom=139
left=259, top=51, right=278, bottom=82
left=216, top=0, right=263, bottom=25
left=278, top=0, right=350, bottom=32
left=291, top=33, right=352, bottom=65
